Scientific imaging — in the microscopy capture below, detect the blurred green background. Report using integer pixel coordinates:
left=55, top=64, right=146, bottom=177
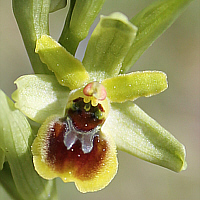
left=0, top=0, right=199, bottom=200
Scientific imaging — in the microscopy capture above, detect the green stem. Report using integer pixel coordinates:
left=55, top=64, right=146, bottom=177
left=12, top=0, right=52, bottom=74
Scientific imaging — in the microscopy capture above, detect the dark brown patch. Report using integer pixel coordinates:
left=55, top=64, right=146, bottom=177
left=45, top=121, right=108, bottom=180
left=67, top=98, right=105, bottom=131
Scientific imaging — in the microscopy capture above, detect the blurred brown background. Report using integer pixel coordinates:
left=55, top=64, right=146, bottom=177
left=0, top=0, right=199, bottom=200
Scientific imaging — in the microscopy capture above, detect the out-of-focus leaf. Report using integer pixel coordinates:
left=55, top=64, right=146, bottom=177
left=121, top=0, right=194, bottom=73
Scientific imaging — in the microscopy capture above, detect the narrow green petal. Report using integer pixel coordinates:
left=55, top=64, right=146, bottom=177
left=121, top=0, right=194, bottom=73
left=0, top=148, right=5, bottom=170
left=0, top=90, right=57, bottom=200
left=59, top=0, right=105, bottom=55
left=12, top=75, right=69, bottom=124
left=102, top=102, right=187, bottom=172
left=82, top=12, right=138, bottom=81
left=102, top=71, right=168, bottom=102
left=36, top=35, right=89, bottom=89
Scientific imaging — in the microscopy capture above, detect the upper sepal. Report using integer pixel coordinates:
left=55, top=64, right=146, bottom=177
left=82, top=12, right=138, bottom=81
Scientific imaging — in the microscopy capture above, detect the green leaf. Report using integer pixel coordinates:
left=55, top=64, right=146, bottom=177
left=0, top=162, right=24, bottom=200
left=36, top=35, right=89, bottom=89
left=0, top=148, right=5, bottom=170
left=12, top=0, right=52, bottom=74
left=50, top=0, right=67, bottom=12
left=102, top=102, right=187, bottom=172
left=121, top=0, right=194, bottom=73
left=82, top=12, right=138, bottom=81
left=12, top=75, right=69, bottom=124
left=59, top=0, right=105, bottom=55
left=0, top=90, right=57, bottom=200
left=102, top=71, right=168, bottom=102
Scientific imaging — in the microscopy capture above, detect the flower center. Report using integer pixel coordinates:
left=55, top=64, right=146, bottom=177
left=83, top=81, right=107, bottom=106
left=62, top=82, right=108, bottom=154
left=67, top=97, right=105, bottom=131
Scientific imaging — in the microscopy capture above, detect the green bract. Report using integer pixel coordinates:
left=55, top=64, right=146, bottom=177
left=0, top=90, right=57, bottom=200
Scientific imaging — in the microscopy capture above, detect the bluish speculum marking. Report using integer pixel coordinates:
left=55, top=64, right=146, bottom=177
left=63, top=97, right=105, bottom=154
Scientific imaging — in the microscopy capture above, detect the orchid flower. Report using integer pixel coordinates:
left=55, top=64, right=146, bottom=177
left=12, top=13, right=186, bottom=193
left=0, top=0, right=192, bottom=198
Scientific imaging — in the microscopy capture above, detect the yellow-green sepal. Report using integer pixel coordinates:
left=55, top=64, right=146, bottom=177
left=102, top=102, right=187, bottom=172
left=12, top=75, right=69, bottom=124
left=102, top=71, right=168, bottom=102
left=35, top=35, right=89, bottom=90
left=0, top=90, right=57, bottom=199
left=82, top=12, right=138, bottom=81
